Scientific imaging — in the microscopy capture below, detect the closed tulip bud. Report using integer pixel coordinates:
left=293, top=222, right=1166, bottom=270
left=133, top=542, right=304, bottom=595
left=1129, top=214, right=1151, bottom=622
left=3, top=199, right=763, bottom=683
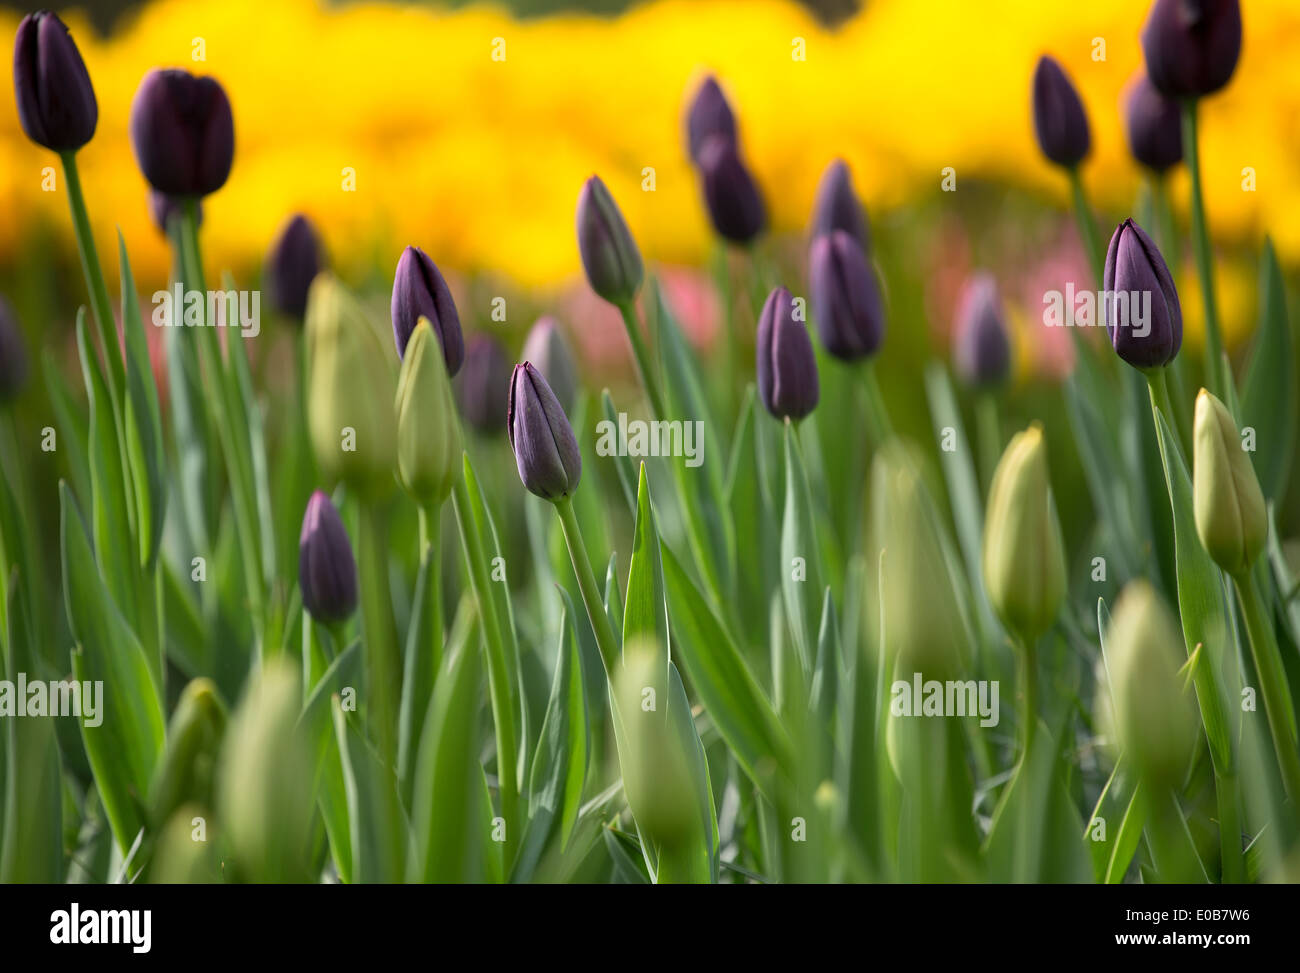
left=983, top=424, right=1067, bottom=641
left=457, top=333, right=512, bottom=435
left=952, top=273, right=1011, bottom=386
left=873, top=445, right=970, bottom=680
left=298, top=490, right=358, bottom=624
left=148, top=678, right=226, bottom=828
left=809, top=158, right=870, bottom=252
left=521, top=315, right=579, bottom=414
left=1193, top=389, right=1265, bottom=577
left=757, top=286, right=819, bottom=420
left=508, top=362, right=581, bottom=501
left=1123, top=73, right=1183, bottom=173
left=1142, top=0, right=1241, bottom=99
left=1103, top=218, right=1182, bottom=369
left=697, top=136, right=766, bottom=245
left=265, top=214, right=324, bottom=321
left=685, top=75, right=736, bottom=164
left=391, top=245, right=463, bottom=372
left=396, top=320, right=461, bottom=505
left=129, top=69, right=234, bottom=197
left=808, top=230, right=884, bottom=362
left=1104, top=581, right=1198, bottom=788
left=0, top=296, right=29, bottom=402
left=1032, top=55, right=1090, bottom=168
left=12, top=11, right=97, bottom=152
left=148, top=190, right=198, bottom=236
left=305, top=273, right=397, bottom=493
left=576, top=175, right=643, bottom=306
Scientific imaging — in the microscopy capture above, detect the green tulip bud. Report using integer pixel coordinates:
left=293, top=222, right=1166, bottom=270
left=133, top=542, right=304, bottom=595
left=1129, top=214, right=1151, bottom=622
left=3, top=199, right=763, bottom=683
left=982, top=424, right=1067, bottom=642
left=217, top=659, right=314, bottom=882
left=395, top=317, right=461, bottom=506
left=1102, top=580, right=1198, bottom=788
left=306, top=273, right=397, bottom=496
left=1193, top=388, right=1266, bottom=577
left=872, top=443, right=971, bottom=681
left=148, top=678, right=227, bottom=829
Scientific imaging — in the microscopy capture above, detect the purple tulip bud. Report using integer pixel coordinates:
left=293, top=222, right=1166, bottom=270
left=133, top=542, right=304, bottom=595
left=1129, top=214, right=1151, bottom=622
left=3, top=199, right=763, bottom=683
left=457, top=334, right=512, bottom=435
left=685, top=75, right=736, bottom=164
left=810, top=159, right=870, bottom=252
left=809, top=230, right=885, bottom=362
left=952, top=273, right=1011, bottom=386
left=391, top=245, right=463, bottom=373
left=1123, top=73, right=1183, bottom=173
left=1103, top=218, right=1182, bottom=369
left=698, top=136, right=766, bottom=245
left=266, top=214, right=324, bottom=321
left=147, top=190, right=199, bottom=236
left=576, top=175, right=643, bottom=306
left=521, top=315, right=579, bottom=414
left=298, top=490, right=358, bottom=624
left=0, top=295, right=29, bottom=401
left=508, top=362, right=582, bottom=501
left=1032, top=56, right=1090, bottom=168
left=1142, top=0, right=1241, bottom=99
left=129, top=69, right=234, bottom=197
left=757, top=286, right=819, bottom=421
left=12, top=11, right=97, bottom=152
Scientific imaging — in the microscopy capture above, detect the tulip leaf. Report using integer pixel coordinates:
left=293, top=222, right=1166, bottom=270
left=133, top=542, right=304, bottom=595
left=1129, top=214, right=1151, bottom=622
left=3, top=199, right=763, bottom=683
left=333, top=700, right=407, bottom=884
left=0, top=572, right=64, bottom=883
left=651, top=661, right=718, bottom=885
left=1150, top=407, right=1234, bottom=774
left=1241, top=238, right=1295, bottom=500
left=652, top=280, right=735, bottom=609
left=599, top=389, right=638, bottom=515
left=398, top=540, right=441, bottom=798
left=514, top=588, right=589, bottom=882
left=661, top=542, right=792, bottom=795
left=117, top=232, right=167, bottom=569
left=409, top=605, right=488, bottom=883
left=781, top=422, right=823, bottom=674
left=59, top=482, right=165, bottom=854
left=42, top=349, right=92, bottom=512
left=725, top=387, right=775, bottom=650
left=623, top=463, right=669, bottom=670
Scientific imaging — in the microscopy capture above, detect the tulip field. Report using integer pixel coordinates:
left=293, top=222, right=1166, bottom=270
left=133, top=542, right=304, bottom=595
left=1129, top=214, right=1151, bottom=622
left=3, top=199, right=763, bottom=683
left=2, top=0, right=1300, bottom=899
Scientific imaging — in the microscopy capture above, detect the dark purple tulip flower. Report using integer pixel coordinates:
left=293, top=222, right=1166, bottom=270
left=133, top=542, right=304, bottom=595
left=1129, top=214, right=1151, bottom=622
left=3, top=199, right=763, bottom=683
left=457, top=333, right=512, bottom=435
left=1103, top=218, right=1182, bottom=369
left=521, top=315, right=579, bottom=414
left=1142, top=0, right=1241, bottom=99
left=1124, top=73, right=1183, bottom=172
left=757, top=286, right=819, bottom=421
left=1032, top=55, right=1090, bottom=168
left=12, top=11, right=97, bottom=152
left=576, top=175, right=643, bottom=306
left=148, top=190, right=199, bottom=235
left=508, top=362, right=582, bottom=502
left=266, top=214, right=324, bottom=321
left=810, top=159, right=870, bottom=252
left=0, top=296, right=29, bottom=401
left=391, top=245, right=463, bottom=372
left=129, top=69, right=234, bottom=197
left=299, top=490, right=358, bottom=624
left=698, top=135, right=766, bottom=245
left=952, top=273, right=1011, bottom=387
left=809, top=230, right=885, bottom=362
left=686, top=75, right=736, bottom=164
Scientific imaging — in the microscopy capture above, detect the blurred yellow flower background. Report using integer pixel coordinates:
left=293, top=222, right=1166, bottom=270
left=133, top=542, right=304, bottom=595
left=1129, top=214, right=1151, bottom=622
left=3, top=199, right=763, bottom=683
left=1, top=0, right=1297, bottom=301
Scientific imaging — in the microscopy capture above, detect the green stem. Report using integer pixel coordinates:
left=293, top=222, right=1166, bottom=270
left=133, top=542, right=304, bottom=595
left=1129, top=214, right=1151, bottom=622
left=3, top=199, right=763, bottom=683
left=1233, top=572, right=1300, bottom=808
left=859, top=359, right=893, bottom=443
left=1019, top=635, right=1037, bottom=762
left=975, top=390, right=1000, bottom=491
left=59, top=151, right=124, bottom=407
left=1216, top=771, right=1244, bottom=883
left=398, top=502, right=443, bottom=792
left=553, top=495, right=620, bottom=675
left=357, top=500, right=401, bottom=765
left=1144, top=368, right=1183, bottom=462
left=450, top=474, right=519, bottom=833
left=617, top=301, right=666, bottom=420
left=1067, top=166, right=1106, bottom=287
left=1181, top=100, right=1228, bottom=397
